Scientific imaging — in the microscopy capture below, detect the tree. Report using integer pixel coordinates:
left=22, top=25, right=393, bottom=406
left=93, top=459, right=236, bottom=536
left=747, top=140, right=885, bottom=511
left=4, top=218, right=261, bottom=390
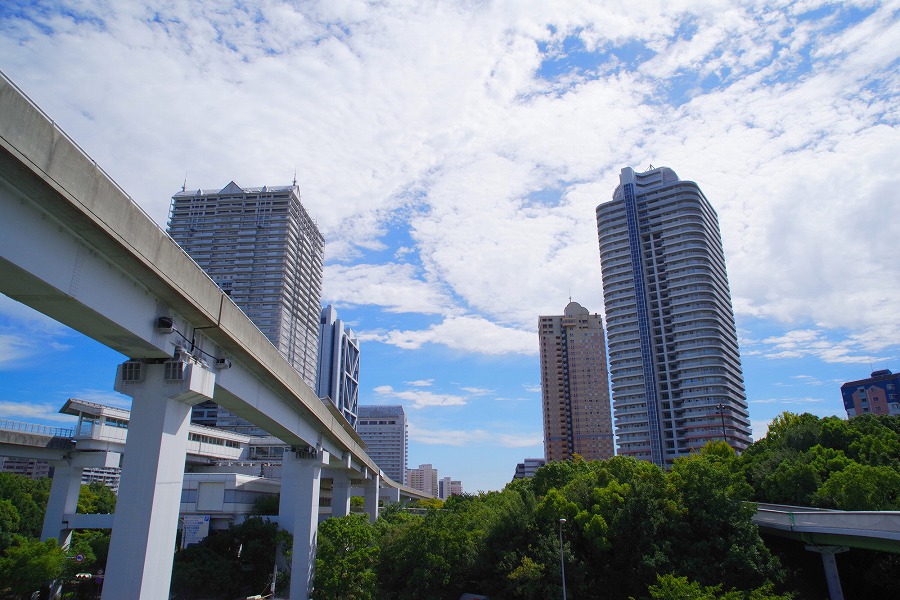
left=0, top=473, right=51, bottom=541
left=813, top=463, right=900, bottom=510
left=314, top=514, right=378, bottom=599
left=648, top=574, right=794, bottom=600
left=251, top=492, right=280, bottom=515
left=170, top=517, right=289, bottom=599
left=76, top=481, right=117, bottom=514
left=0, top=536, right=65, bottom=598
left=668, top=451, right=784, bottom=590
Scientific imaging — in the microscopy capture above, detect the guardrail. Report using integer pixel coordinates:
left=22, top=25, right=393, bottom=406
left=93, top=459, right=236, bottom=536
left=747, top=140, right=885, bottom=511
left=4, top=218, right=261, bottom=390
left=0, top=419, right=74, bottom=438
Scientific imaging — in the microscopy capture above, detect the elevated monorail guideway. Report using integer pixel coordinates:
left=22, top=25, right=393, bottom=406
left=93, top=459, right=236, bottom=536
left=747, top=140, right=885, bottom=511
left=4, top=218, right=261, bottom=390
left=0, top=71, right=423, bottom=599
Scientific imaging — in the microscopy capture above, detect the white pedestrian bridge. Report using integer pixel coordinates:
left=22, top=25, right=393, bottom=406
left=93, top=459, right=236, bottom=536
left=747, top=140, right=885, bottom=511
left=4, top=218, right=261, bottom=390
left=0, top=69, right=426, bottom=600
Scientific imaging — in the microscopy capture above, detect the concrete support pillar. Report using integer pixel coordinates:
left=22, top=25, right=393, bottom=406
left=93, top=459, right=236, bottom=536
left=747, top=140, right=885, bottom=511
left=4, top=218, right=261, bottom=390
left=383, top=485, right=401, bottom=505
left=102, top=359, right=215, bottom=600
left=806, top=545, right=848, bottom=600
left=331, top=472, right=352, bottom=518
left=41, top=460, right=83, bottom=548
left=281, top=447, right=329, bottom=600
left=363, top=474, right=380, bottom=524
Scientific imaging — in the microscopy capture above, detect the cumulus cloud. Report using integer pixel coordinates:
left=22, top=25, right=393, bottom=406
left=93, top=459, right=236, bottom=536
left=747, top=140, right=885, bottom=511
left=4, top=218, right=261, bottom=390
left=324, top=263, right=454, bottom=314
left=406, top=379, right=434, bottom=387
left=410, top=422, right=542, bottom=448
left=461, top=387, right=493, bottom=395
left=367, top=316, right=536, bottom=355
left=749, top=396, right=829, bottom=406
left=0, top=334, right=34, bottom=368
left=373, top=384, right=466, bottom=409
left=743, top=328, right=897, bottom=364
left=0, top=402, right=75, bottom=423
left=0, top=1, right=897, bottom=359
left=70, top=390, right=132, bottom=409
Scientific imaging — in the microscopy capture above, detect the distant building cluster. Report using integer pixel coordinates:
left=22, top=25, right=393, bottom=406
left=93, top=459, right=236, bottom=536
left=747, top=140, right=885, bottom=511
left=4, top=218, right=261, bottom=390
left=406, top=463, right=463, bottom=499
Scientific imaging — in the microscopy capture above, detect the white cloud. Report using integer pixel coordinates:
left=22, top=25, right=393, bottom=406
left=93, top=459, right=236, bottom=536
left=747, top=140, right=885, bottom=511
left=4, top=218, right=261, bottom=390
left=743, top=328, right=898, bottom=364
left=410, top=422, right=542, bottom=448
left=750, top=419, right=770, bottom=441
left=324, top=263, right=453, bottom=315
left=368, top=316, right=536, bottom=355
left=0, top=402, right=75, bottom=424
left=0, top=1, right=897, bottom=360
left=0, top=334, right=35, bottom=368
left=406, top=379, right=434, bottom=387
left=750, top=396, right=828, bottom=406
left=373, top=385, right=466, bottom=409
left=460, top=387, right=493, bottom=395
left=69, top=390, right=132, bottom=410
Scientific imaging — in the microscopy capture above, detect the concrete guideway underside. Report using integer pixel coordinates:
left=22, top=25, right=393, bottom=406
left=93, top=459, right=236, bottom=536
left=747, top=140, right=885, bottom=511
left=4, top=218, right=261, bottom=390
left=0, top=70, right=426, bottom=599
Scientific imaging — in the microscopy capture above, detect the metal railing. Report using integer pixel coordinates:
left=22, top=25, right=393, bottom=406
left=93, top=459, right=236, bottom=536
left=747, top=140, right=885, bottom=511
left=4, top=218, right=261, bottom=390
left=0, top=419, right=74, bottom=438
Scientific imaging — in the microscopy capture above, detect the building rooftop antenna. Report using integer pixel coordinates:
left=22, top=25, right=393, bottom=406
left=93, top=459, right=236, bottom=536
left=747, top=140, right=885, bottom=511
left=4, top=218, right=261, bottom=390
left=182, top=173, right=187, bottom=192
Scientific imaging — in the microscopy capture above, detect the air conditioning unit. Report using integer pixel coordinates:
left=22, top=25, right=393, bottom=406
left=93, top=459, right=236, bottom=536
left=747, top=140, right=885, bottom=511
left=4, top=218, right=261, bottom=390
left=164, top=360, right=186, bottom=381
left=120, top=361, right=144, bottom=382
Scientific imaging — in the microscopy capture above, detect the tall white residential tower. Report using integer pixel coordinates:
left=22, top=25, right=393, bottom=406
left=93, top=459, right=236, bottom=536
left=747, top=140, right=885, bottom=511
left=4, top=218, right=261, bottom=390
left=596, top=167, right=751, bottom=467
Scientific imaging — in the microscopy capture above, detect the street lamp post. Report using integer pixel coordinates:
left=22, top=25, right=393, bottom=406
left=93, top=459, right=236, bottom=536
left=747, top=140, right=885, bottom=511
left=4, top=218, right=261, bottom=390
left=559, top=518, right=567, bottom=600
left=716, top=403, right=727, bottom=443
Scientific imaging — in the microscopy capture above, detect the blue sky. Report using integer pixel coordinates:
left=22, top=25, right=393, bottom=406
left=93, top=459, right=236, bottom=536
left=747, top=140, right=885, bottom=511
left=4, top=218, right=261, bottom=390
left=1, top=1, right=898, bottom=492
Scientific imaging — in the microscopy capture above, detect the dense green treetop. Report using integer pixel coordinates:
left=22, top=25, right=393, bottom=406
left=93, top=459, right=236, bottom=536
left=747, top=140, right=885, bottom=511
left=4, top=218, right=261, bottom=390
left=739, top=412, right=900, bottom=510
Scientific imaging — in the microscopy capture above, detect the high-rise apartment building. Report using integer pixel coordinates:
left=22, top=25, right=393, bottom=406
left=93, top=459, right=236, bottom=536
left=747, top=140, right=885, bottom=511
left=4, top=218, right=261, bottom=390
left=357, top=405, right=408, bottom=484
left=841, top=369, right=900, bottom=418
left=596, top=166, right=751, bottom=467
left=317, top=305, right=360, bottom=428
left=539, top=301, right=615, bottom=462
left=168, top=181, right=324, bottom=386
left=407, top=463, right=439, bottom=497
left=168, top=182, right=324, bottom=436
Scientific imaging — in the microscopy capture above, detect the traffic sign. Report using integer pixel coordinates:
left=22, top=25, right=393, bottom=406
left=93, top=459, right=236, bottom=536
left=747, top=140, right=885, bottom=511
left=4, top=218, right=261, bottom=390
left=74, top=553, right=84, bottom=563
